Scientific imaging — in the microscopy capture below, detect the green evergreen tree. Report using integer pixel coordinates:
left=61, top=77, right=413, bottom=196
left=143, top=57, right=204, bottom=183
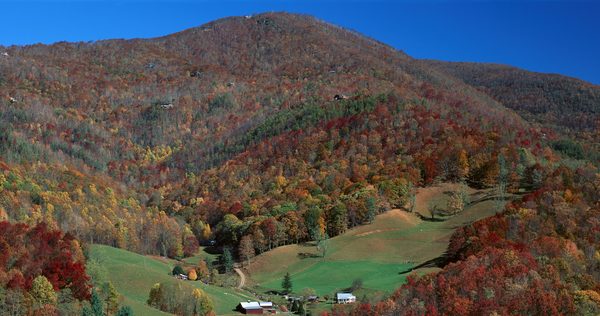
left=172, top=265, right=185, bottom=276
left=221, top=247, right=234, bottom=273
left=101, top=281, right=120, bottom=315
left=91, top=289, right=103, bottom=316
left=81, top=305, right=94, bottom=316
left=282, top=272, right=293, bottom=294
left=116, top=306, right=133, bottom=316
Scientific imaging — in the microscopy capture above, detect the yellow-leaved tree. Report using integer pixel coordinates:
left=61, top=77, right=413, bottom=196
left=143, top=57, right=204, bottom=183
left=31, top=275, right=57, bottom=306
left=192, top=288, right=214, bottom=316
left=188, top=269, right=198, bottom=281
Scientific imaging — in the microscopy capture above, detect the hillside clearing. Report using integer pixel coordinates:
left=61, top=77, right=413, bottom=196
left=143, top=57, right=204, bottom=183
left=89, top=244, right=255, bottom=316
left=245, top=183, right=503, bottom=298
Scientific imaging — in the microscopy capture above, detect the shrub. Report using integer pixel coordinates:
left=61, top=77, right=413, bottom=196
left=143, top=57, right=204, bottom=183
left=172, top=265, right=185, bottom=276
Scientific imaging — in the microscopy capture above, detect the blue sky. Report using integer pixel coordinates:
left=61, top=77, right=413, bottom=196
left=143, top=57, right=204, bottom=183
left=1, top=1, right=599, bottom=84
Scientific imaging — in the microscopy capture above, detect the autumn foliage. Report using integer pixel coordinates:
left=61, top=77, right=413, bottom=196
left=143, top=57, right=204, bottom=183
left=0, top=221, right=91, bottom=300
left=0, top=12, right=598, bottom=315
left=327, top=164, right=600, bottom=315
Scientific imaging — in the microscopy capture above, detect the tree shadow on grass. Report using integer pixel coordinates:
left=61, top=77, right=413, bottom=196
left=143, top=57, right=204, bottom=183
left=399, top=254, right=449, bottom=275
left=298, top=252, right=321, bottom=259
left=415, top=212, right=447, bottom=222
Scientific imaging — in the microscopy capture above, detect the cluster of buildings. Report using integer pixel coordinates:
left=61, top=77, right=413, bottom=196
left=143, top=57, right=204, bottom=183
left=236, top=292, right=356, bottom=314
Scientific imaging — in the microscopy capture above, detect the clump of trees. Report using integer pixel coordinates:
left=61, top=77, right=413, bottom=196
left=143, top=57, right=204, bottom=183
left=0, top=221, right=133, bottom=315
left=147, top=282, right=213, bottom=316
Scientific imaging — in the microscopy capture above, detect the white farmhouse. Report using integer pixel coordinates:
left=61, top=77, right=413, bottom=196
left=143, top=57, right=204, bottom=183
left=336, top=292, right=356, bottom=304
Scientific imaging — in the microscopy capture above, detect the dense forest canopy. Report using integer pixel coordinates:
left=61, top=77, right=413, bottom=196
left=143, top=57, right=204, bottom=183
left=0, top=12, right=598, bottom=315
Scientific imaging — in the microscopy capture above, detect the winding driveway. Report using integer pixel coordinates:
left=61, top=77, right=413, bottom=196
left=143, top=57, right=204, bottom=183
left=234, top=267, right=246, bottom=289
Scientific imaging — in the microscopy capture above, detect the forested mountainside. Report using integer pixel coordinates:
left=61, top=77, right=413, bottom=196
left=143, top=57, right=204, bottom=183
left=426, top=60, right=600, bottom=164
left=425, top=60, right=600, bottom=132
left=0, top=12, right=599, bottom=315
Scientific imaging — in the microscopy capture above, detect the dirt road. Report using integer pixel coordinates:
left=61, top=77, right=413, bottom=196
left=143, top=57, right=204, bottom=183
left=234, top=267, right=246, bottom=289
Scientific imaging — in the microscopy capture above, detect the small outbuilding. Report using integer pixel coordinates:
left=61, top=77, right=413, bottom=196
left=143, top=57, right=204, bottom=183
left=175, top=274, right=188, bottom=280
left=336, top=292, right=356, bottom=304
left=259, top=302, right=275, bottom=314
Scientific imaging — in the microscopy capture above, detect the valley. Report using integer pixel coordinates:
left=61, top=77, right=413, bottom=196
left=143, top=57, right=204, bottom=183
left=0, top=11, right=598, bottom=316
left=89, top=183, right=505, bottom=315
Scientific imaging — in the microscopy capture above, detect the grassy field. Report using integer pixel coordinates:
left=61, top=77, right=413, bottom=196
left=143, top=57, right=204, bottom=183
left=88, top=183, right=503, bottom=315
left=181, top=247, right=220, bottom=266
left=88, top=244, right=255, bottom=316
left=246, top=184, right=502, bottom=303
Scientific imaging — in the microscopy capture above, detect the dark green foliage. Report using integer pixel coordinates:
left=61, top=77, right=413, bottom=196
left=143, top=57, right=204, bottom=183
left=552, top=139, right=585, bottom=160
left=366, top=196, right=377, bottom=223
left=327, top=202, right=348, bottom=237
left=0, top=121, right=47, bottom=164
left=304, top=206, right=323, bottom=241
left=282, top=272, right=293, bottom=294
left=81, top=305, right=94, bottom=316
left=270, top=202, right=297, bottom=217
left=178, top=94, right=383, bottom=172
left=221, top=247, right=234, bottom=273
left=172, top=265, right=185, bottom=276
left=90, top=289, right=103, bottom=316
left=116, top=306, right=133, bottom=316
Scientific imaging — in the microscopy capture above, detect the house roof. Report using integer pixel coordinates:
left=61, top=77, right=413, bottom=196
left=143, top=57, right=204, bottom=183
left=336, top=293, right=355, bottom=300
left=239, top=301, right=273, bottom=310
left=239, top=302, right=261, bottom=310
